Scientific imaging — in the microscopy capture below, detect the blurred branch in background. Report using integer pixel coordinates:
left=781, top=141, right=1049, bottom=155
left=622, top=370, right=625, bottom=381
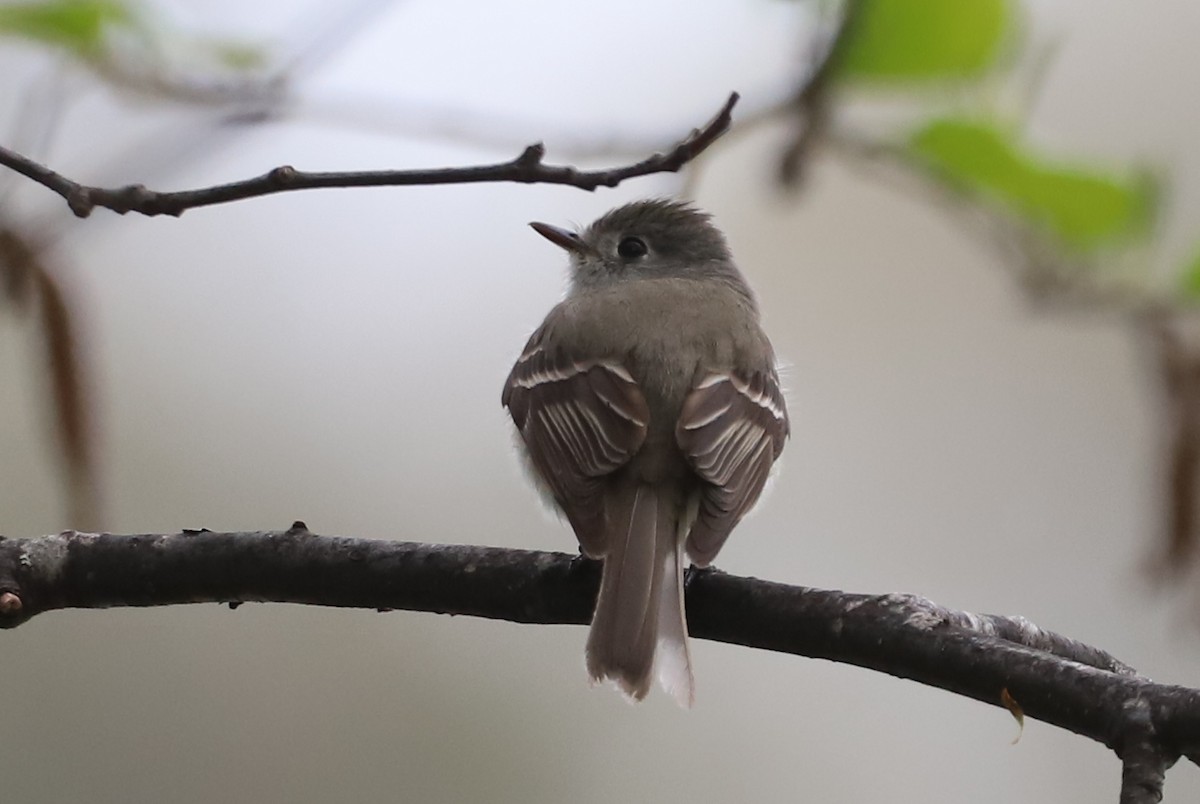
left=724, top=0, right=1200, bottom=581
left=776, top=0, right=861, bottom=185
left=0, top=0, right=406, bottom=527
left=0, top=526, right=1193, bottom=803
left=1150, top=315, right=1200, bottom=571
left=0, top=228, right=95, bottom=526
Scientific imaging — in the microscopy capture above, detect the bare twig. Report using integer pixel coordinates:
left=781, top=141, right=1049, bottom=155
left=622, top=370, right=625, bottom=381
left=1, top=525, right=1197, bottom=803
left=0, top=93, right=739, bottom=219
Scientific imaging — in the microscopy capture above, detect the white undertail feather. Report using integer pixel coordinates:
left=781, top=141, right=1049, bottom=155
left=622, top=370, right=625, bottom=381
left=586, top=485, right=695, bottom=706
left=655, top=529, right=695, bottom=707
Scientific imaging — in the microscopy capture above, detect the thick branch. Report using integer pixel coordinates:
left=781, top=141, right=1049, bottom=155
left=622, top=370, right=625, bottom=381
left=0, top=93, right=739, bottom=218
left=1, top=526, right=1197, bottom=784
left=1118, top=698, right=1171, bottom=804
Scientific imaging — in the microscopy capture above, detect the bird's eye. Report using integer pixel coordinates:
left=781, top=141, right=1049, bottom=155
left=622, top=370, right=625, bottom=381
left=617, top=236, right=648, bottom=259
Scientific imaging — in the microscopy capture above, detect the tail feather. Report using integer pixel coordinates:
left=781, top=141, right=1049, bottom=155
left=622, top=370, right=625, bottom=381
left=586, top=484, right=694, bottom=706
left=654, top=529, right=695, bottom=707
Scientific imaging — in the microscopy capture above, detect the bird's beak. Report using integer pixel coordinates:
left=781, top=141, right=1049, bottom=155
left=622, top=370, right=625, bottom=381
left=529, top=222, right=592, bottom=256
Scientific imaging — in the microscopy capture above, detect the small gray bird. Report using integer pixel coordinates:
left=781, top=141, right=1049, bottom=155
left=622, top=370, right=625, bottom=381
left=502, top=199, right=788, bottom=705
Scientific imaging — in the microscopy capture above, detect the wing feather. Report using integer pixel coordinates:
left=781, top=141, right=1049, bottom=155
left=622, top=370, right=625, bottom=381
left=503, top=331, right=648, bottom=557
left=676, top=369, right=788, bottom=566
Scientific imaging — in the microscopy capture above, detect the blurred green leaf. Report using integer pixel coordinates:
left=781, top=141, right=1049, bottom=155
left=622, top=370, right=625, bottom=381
left=908, top=117, right=1153, bottom=250
left=1180, top=251, right=1200, bottom=299
left=0, top=0, right=132, bottom=56
left=206, top=40, right=268, bottom=71
left=837, top=0, right=1011, bottom=82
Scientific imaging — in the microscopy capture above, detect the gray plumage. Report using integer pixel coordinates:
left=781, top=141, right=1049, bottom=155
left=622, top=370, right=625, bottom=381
left=502, top=199, right=788, bottom=705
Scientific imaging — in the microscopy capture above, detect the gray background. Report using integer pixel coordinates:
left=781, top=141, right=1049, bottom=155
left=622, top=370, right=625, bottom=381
left=1, top=1, right=1198, bottom=801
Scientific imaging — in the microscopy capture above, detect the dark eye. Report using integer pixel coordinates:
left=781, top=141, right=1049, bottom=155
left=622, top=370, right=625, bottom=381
left=617, top=236, right=648, bottom=259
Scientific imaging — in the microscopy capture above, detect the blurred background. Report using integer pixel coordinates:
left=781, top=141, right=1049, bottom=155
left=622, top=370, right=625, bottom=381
left=2, top=0, right=1200, bottom=801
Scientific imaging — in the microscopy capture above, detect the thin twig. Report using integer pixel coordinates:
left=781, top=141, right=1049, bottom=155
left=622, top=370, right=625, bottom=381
left=0, top=93, right=739, bottom=219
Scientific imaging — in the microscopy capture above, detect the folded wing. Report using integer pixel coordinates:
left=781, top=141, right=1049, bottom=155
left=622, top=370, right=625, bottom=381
left=502, top=337, right=649, bottom=556
left=676, top=370, right=789, bottom=566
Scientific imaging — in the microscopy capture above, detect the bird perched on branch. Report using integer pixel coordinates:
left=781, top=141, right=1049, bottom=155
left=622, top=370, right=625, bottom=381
left=502, top=199, right=788, bottom=706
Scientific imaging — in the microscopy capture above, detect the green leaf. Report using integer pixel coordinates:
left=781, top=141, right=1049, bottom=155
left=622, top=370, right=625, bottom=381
left=206, top=40, right=268, bottom=71
left=837, top=0, right=1011, bottom=82
left=0, top=0, right=132, bottom=57
left=908, top=118, right=1153, bottom=251
left=1180, top=251, right=1200, bottom=299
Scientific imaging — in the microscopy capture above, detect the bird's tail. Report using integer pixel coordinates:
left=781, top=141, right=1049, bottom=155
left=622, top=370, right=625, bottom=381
left=586, top=484, right=695, bottom=707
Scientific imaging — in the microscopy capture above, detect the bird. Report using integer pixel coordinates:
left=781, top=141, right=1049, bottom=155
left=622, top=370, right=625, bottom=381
left=501, top=199, right=788, bottom=706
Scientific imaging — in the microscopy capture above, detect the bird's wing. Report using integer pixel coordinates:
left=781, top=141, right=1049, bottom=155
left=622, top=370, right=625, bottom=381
left=675, top=369, right=788, bottom=566
left=502, top=331, right=649, bottom=557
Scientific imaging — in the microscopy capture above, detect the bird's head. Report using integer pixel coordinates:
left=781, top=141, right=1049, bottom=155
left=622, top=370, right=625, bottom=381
left=530, top=199, right=740, bottom=294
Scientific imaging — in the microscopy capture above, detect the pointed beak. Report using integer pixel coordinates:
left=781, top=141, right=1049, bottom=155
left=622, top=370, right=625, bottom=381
left=529, top=222, right=592, bottom=256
